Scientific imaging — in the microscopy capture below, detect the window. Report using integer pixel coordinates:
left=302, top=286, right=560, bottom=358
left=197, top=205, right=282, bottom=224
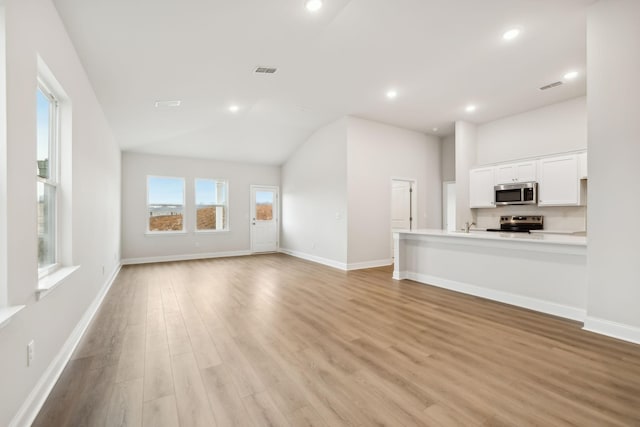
left=147, top=176, right=185, bottom=232
left=195, top=179, right=228, bottom=231
left=255, top=190, right=274, bottom=220
left=37, top=82, right=59, bottom=275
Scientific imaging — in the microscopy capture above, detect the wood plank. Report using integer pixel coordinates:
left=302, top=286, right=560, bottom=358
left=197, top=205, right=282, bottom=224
left=171, top=352, right=217, bottom=427
left=142, top=395, right=180, bottom=427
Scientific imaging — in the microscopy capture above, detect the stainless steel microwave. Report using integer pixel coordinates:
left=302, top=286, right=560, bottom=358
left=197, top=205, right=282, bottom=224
left=494, top=182, right=538, bottom=206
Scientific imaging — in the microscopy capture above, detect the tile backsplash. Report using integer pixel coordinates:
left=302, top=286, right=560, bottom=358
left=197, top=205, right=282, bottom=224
left=475, top=205, right=586, bottom=232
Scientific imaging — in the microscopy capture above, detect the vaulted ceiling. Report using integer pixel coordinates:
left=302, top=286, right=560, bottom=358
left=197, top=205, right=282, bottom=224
left=52, top=0, right=593, bottom=165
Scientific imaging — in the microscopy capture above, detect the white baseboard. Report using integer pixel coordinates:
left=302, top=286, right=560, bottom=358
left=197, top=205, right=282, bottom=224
left=404, top=272, right=586, bottom=322
left=583, top=317, right=640, bottom=345
left=10, top=263, right=122, bottom=427
left=121, top=250, right=251, bottom=265
left=279, top=248, right=347, bottom=271
left=347, top=259, right=393, bottom=271
left=392, top=270, right=407, bottom=280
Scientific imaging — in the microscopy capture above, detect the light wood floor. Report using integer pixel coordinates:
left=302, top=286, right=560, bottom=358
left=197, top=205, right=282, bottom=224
left=34, top=254, right=640, bottom=426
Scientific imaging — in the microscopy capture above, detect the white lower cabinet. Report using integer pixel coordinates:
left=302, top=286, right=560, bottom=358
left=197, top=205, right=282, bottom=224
left=538, top=154, right=584, bottom=206
left=469, top=167, right=495, bottom=208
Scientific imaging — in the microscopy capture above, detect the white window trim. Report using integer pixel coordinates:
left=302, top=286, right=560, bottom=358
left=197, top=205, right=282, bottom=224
left=35, top=61, right=79, bottom=299
left=36, top=265, right=80, bottom=300
left=0, top=305, right=26, bottom=329
left=146, top=175, right=186, bottom=234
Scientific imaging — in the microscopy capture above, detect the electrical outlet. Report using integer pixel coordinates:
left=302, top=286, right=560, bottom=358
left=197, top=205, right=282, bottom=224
left=27, top=340, right=35, bottom=367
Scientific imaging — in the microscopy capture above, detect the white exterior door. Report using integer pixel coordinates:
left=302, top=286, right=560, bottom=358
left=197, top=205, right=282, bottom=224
left=250, top=186, right=279, bottom=253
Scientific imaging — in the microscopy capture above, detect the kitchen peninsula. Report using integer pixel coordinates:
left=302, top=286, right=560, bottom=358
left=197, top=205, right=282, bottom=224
left=393, top=229, right=587, bottom=321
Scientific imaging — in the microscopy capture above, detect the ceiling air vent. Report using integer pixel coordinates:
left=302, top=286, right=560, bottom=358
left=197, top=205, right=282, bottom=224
left=539, top=81, right=563, bottom=91
left=154, top=100, right=181, bottom=108
left=254, top=66, right=278, bottom=74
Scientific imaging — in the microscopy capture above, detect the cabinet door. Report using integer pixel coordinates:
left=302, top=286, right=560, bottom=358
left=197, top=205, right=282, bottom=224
left=538, top=155, right=580, bottom=206
left=515, top=161, right=537, bottom=182
left=494, top=164, right=515, bottom=184
left=469, top=167, right=496, bottom=208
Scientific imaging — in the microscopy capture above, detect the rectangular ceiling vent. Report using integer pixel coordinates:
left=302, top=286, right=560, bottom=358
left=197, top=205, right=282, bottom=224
left=539, top=81, right=563, bottom=91
left=154, top=100, right=181, bottom=108
left=254, top=66, right=278, bottom=74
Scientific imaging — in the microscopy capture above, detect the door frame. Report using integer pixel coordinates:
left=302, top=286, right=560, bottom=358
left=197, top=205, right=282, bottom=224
left=442, top=180, right=456, bottom=232
left=390, top=177, right=417, bottom=259
left=250, top=185, right=280, bottom=253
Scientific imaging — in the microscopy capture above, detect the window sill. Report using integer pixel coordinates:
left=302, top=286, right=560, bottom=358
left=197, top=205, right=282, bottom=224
left=37, top=265, right=80, bottom=300
left=144, top=231, right=188, bottom=236
left=194, top=229, right=230, bottom=234
left=0, top=305, right=26, bottom=329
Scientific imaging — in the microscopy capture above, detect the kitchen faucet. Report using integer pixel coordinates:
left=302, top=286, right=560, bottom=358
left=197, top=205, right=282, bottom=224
left=464, top=221, right=476, bottom=233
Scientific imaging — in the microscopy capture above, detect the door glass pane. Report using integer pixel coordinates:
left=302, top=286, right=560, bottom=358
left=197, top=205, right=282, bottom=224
left=36, top=88, right=51, bottom=179
left=147, top=176, right=185, bottom=231
left=37, top=181, right=56, bottom=269
left=255, top=191, right=273, bottom=220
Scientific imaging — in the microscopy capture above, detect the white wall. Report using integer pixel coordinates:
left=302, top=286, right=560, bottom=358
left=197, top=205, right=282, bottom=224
left=347, top=117, right=441, bottom=265
left=0, top=0, right=121, bottom=424
left=281, top=118, right=348, bottom=266
left=121, top=152, right=280, bottom=262
left=585, top=0, right=640, bottom=342
left=476, top=96, right=587, bottom=165
left=441, top=133, right=456, bottom=182
left=454, top=121, right=477, bottom=231
left=0, top=6, right=7, bottom=308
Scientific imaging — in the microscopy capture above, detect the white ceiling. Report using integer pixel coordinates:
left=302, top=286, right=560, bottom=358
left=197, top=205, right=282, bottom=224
left=52, top=0, right=593, bottom=165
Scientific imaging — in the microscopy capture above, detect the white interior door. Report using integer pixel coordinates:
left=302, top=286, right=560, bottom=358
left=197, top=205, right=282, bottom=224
left=250, top=186, right=279, bottom=253
left=391, top=179, right=415, bottom=258
left=391, top=180, right=412, bottom=230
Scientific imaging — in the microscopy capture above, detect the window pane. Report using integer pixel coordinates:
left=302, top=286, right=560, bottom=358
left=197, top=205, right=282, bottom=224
left=36, top=88, right=51, bottom=179
left=148, top=176, right=184, bottom=231
left=37, top=182, right=56, bottom=269
left=196, top=206, right=226, bottom=230
left=195, top=179, right=228, bottom=230
left=255, top=191, right=273, bottom=221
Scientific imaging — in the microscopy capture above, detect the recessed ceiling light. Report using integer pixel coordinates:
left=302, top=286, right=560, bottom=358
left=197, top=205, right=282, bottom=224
left=305, top=0, right=322, bottom=12
left=465, top=104, right=477, bottom=113
left=386, top=90, right=398, bottom=99
left=229, top=105, right=240, bottom=113
left=502, top=28, right=521, bottom=41
left=154, top=100, right=181, bottom=108
left=564, top=71, right=579, bottom=80
left=432, top=127, right=439, bottom=132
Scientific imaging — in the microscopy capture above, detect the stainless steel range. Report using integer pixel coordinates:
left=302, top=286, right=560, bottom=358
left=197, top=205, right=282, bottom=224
left=486, top=215, right=544, bottom=233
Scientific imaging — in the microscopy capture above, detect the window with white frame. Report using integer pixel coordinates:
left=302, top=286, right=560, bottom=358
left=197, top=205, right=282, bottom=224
left=147, top=176, right=185, bottom=232
left=195, top=178, right=228, bottom=231
left=36, top=82, right=59, bottom=275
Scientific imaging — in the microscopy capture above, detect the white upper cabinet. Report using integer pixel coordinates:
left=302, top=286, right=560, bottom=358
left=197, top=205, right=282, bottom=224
left=469, top=167, right=496, bottom=208
left=494, top=161, right=537, bottom=184
left=538, top=154, right=584, bottom=206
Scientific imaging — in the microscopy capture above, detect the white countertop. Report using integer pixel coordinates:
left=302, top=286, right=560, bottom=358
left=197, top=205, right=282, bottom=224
left=395, top=228, right=587, bottom=246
